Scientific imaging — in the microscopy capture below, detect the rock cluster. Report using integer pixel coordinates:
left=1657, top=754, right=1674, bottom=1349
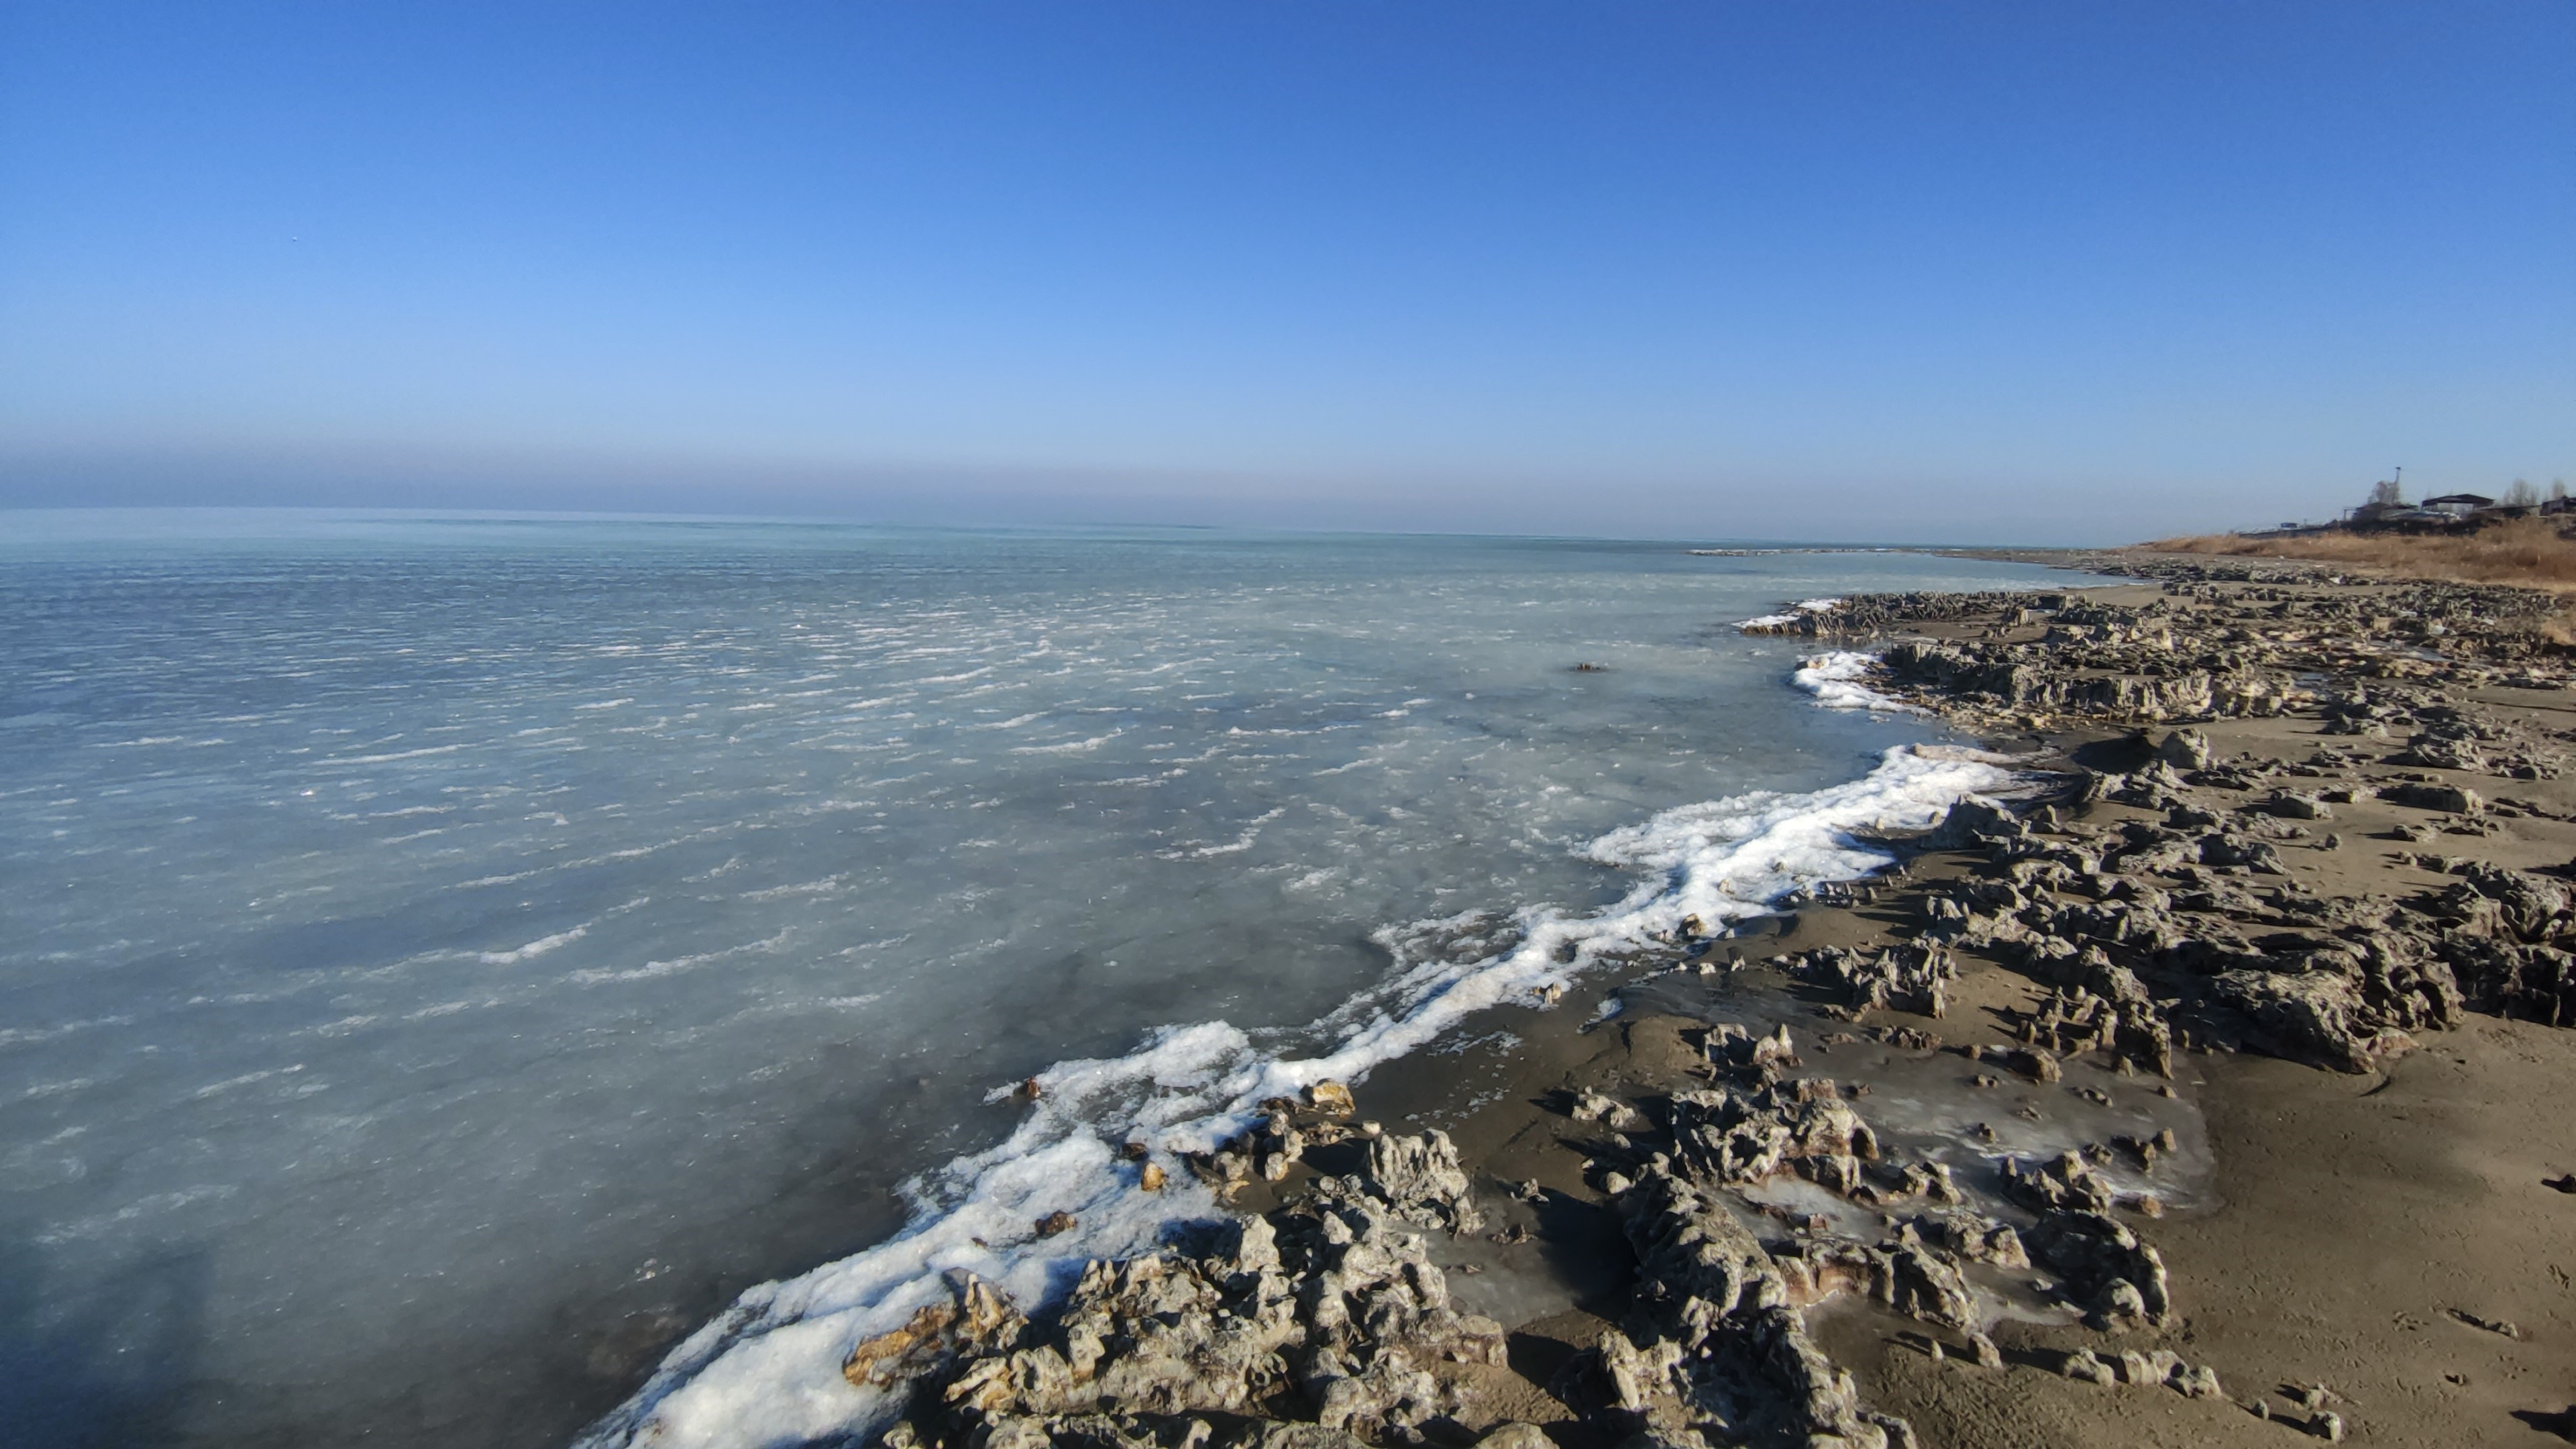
left=866, top=1130, right=1509, bottom=1449
left=1741, top=591, right=2071, bottom=637
left=1697, top=557, right=2576, bottom=1442
left=1789, top=943, right=1955, bottom=1018
left=1748, top=564, right=2576, bottom=1061
left=1605, top=1163, right=1927, bottom=1448
left=1888, top=781, right=2576, bottom=1064
left=1578, top=1012, right=2214, bottom=1448
left=1747, top=568, right=2574, bottom=739
left=2054, top=1346, right=2222, bottom=1399
left=859, top=1005, right=2204, bottom=1449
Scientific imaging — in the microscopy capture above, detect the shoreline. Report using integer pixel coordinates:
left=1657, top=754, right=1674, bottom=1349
left=575, top=740, right=2021, bottom=1449
left=595, top=555, right=2576, bottom=1449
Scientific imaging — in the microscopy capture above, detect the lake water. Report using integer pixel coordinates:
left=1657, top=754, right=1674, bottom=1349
left=0, top=513, right=2081, bottom=1448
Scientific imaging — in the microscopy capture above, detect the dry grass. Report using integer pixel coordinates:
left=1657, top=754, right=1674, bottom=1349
left=2137, top=517, right=2576, bottom=591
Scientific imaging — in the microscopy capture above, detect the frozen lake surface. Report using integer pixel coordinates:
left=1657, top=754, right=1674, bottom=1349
left=0, top=513, right=2082, bottom=1448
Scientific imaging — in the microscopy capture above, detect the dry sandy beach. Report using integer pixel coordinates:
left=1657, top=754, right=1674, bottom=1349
left=816, top=553, right=2576, bottom=1449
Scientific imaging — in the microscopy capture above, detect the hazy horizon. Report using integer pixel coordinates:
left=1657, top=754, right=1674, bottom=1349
left=0, top=462, right=2343, bottom=548
left=4, top=2, right=2570, bottom=542
left=0, top=498, right=2129, bottom=551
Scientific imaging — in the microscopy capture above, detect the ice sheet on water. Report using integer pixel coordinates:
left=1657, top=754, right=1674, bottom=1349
left=577, top=745, right=2015, bottom=1449
left=0, top=519, right=2116, bottom=1449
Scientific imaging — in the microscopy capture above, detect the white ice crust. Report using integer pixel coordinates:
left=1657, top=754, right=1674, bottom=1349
left=574, top=745, right=2011, bottom=1449
left=1735, top=597, right=1843, bottom=631
left=1791, top=651, right=1920, bottom=714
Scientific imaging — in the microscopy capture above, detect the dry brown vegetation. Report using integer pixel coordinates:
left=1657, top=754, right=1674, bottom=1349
left=2138, top=516, right=2576, bottom=590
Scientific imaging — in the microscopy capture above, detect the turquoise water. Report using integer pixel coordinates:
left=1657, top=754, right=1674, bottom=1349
left=0, top=513, right=2076, bottom=1448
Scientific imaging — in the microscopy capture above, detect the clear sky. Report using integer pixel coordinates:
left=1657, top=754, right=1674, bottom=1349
left=2, top=2, right=2569, bottom=543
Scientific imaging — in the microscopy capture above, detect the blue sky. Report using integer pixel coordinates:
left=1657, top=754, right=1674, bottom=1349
left=2, top=2, right=2568, bottom=542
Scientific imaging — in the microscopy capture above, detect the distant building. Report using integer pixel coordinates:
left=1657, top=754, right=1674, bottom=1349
left=2421, top=493, right=2495, bottom=517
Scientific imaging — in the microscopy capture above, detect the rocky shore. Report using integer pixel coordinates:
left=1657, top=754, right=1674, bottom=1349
left=842, top=558, right=2576, bottom=1449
